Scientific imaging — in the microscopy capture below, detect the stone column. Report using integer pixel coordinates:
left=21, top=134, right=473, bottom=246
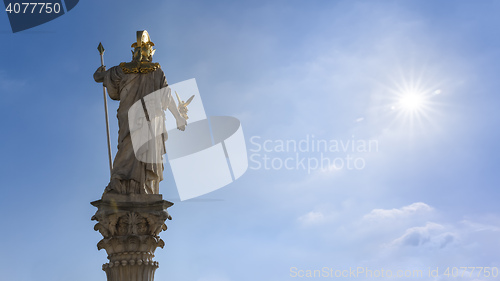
left=91, top=194, right=173, bottom=281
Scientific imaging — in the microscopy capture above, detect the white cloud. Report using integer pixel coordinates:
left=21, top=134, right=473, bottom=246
left=298, top=211, right=325, bottom=225
left=363, top=202, right=433, bottom=221
left=460, top=220, right=500, bottom=233
left=297, top=210, right=339, bottom=226
left=299, top=211, right=325, bottom=223
left=390, top=222, right=457, bottom=249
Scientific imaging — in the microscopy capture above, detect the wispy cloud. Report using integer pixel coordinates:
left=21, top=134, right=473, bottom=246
left=297, top=209, right=341, bottom=227
left=0, top=72, right=26, bottom=92
left=390, top=222, right=457, bottom=249
left=460, top=220, right=500, bottom=233
left=363, top=202, right=434, bottom=221
left=298, top=211, right=325, bottom=224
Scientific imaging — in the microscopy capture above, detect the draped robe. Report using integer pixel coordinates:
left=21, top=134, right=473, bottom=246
left=102, top=65, right=175, bottom=194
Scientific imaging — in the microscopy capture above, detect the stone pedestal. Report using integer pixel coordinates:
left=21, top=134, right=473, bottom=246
left=91, top=194, right=173, bottom=281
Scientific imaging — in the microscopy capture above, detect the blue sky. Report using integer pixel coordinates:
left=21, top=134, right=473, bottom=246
left=1, top=0, right=500, bottom=280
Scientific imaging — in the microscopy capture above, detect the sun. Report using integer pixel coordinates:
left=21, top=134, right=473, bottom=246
left=392, top=86, right=434, bottom=119
left=399, top=93, right=425, bottom=112
left=382, top=69, right=443, bottom=133
left=390, top=87, right=434, bottom=130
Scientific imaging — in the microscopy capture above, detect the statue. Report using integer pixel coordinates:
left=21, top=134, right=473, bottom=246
left=91, top=30, right=184, bottom=281
left=93, top=30, right=187, bottom=195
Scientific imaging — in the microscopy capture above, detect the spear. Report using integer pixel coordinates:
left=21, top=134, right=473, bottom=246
left=97, top=42, right=113, bottom=175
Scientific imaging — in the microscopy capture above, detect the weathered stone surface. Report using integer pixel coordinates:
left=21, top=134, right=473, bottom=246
left=91, top=194, right=173, bottom=281
left=94, top=30, right=187, bottom=196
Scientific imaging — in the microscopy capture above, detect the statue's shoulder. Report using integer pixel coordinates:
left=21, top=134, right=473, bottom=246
left=119, top=61, right=161, bottom=74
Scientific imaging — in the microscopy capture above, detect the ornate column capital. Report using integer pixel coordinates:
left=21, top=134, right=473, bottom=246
left=91, top=194, right=173, bottom=281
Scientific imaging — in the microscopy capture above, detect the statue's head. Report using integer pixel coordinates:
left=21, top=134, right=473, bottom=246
left=131, top=30, right=156, bottom=62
